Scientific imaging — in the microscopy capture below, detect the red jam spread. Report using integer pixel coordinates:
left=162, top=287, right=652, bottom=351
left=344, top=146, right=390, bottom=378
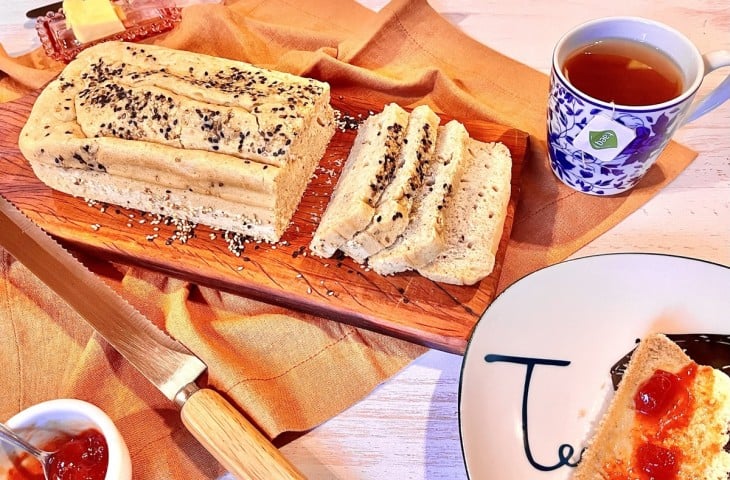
left=7, top=428, right=108, bottom=480
left=603, top=362, right=698, bottom=480
left=635, top=442, right=680, bottom=479
left=635, top=364, right=696, bottom=435
left=630, top=363, right=696, bottom=480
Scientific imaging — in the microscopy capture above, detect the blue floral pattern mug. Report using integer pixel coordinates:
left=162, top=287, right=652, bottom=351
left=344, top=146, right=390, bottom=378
left=548, top=17, right=730, bottom=195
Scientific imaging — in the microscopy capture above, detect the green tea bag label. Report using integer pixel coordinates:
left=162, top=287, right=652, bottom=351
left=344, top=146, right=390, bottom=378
left=573, top=114, right=636, bottom=162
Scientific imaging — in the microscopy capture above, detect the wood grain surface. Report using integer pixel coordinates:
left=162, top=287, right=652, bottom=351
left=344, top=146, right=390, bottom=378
left=0, top=91, right=527, bottom=354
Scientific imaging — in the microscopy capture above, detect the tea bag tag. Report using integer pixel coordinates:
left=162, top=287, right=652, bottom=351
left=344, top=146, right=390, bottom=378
left=573, top=114, right=636, bottom=162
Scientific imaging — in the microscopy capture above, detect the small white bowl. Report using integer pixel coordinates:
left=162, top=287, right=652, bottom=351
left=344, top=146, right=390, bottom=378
left=0, top=399, right=131, bottom=480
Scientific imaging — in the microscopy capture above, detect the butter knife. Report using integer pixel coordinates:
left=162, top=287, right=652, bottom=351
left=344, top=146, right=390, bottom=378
left=26, top=0, right=223, bottom=18
left=610, top=333, right=730, bottom=390
left=0, top=195, right=305, bottom=480
left=26, top=1, right=62, bottom=18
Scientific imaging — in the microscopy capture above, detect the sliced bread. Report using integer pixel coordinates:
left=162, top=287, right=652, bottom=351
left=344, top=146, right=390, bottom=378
left=367, top=120, right=470, bottom=275
left=309, top=103, right=409, bottom=257
left=341, top=104, right=440, bottom=263
left=574, top=333, right=730, bottom=479
left=417, top=140, right=512, bottom=286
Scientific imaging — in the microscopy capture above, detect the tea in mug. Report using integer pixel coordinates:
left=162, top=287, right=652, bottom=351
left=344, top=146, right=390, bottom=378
left=562, top=38, right=684, bottom=106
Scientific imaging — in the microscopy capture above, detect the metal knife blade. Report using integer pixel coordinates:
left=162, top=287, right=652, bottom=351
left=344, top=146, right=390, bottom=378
left=26, top=1, right=62, bottom=19
left=610, top=333, right=730, bottom=390
left=26, top=0, right=224, bottom=18
left=0, top=195, right=305, bottom=480
left=0, top=195, right=205, bottom=400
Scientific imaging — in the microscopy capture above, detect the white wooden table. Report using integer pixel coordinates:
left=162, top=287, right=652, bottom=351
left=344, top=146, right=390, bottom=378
left=1, top=1, right=728, bottom=478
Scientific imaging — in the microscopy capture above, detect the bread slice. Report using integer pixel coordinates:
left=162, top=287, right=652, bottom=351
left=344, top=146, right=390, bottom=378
left=340, top=104, right=440, bottom=263
left=417, top=140, right=512, bottom=285
left=309, top=103, right=409, bottom=258
left=574, top=333, right=730, bottom=480
left=367, top=120, right=470, bottom=275
left=19, top=41, right=335, bottom=242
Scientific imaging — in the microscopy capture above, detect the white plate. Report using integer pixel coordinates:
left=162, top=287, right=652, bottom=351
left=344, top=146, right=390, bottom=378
left=459, top=253, right=730, bottom=480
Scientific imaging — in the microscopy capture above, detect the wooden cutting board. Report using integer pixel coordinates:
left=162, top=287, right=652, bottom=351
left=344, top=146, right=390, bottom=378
left=0, top=91, right=528, bottom=354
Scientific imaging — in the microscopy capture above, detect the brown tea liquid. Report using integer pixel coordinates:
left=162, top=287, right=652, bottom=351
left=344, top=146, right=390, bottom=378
left=562, top=38, right=684, bottom=106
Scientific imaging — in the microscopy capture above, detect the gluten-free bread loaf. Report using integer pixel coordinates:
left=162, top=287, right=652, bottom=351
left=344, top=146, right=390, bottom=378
left=19, top=41, right=336, bottom=242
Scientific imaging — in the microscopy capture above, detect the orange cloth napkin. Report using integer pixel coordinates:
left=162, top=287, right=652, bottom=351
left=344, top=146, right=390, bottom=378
left=0, top=0, right=697, bottom=478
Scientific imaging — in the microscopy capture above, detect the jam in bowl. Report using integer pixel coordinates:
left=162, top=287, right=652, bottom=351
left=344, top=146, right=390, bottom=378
left=0, top=399, right=131, bottom=480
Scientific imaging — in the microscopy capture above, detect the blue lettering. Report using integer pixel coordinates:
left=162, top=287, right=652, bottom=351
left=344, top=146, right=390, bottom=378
left=484, top=354, right=581, bottom=471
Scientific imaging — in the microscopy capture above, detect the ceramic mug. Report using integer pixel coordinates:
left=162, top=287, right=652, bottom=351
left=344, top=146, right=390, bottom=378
left=547, top=17, right=730, bottom=195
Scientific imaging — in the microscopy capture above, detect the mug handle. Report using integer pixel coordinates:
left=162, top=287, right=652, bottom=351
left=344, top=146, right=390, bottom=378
left=683, top=50, right=730, bottom=125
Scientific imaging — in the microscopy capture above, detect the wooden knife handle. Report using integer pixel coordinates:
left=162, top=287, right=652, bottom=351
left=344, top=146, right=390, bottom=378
left=181, top=388, right=306, bottom=480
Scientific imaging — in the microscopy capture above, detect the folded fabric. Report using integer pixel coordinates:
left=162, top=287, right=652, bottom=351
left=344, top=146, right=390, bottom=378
left=0, top=0, right=697, bottom=478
